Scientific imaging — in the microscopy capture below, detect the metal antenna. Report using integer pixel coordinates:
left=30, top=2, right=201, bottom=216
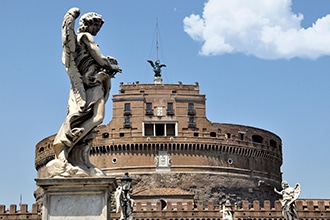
left=156, top=17, right=159, bottom=61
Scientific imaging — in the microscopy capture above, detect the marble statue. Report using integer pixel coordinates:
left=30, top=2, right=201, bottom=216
left=147, top=59, right=166, bottom=77
left=220, top=205, right=233, bottom=220
left=274, top=180, right=301, bottom=220
left=115, top=184, right=135, bottom=220
left=47, top=7, right=122, bottom=177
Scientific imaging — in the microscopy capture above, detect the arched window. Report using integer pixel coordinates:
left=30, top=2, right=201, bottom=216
left=159, top=199, right=167, bottom=210
left=270, top=139, right=277, bottom=148
left=252, top=135, right=263, bottom=144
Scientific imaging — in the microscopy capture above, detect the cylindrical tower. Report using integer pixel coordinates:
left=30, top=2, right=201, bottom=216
left=35, top=81, right=282, bottom=206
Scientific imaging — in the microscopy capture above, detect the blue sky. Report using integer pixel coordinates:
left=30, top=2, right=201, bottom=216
left=1, top=0, right=330, bottom=207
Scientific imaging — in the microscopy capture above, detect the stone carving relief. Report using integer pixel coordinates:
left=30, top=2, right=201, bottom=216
left=155, top=151, right=172, bottom=171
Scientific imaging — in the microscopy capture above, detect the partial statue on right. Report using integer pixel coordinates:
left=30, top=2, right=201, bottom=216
left=274, top=180, right=301, bottom=220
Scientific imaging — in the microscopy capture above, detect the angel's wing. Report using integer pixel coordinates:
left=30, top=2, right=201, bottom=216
left=292, top=183, right=301, bottom=202
left=115, top=186, right=122, bottom=213
left=62, top=7, right=80, bottom=68
left=61, top=8, right=87, bottom=112
left=147, top=60, right=155, bottom=67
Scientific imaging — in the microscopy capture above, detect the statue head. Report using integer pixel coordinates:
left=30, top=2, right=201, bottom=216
left=282, top=180, right=289, bottom=188
left=78, top=12, right=104, bottom=35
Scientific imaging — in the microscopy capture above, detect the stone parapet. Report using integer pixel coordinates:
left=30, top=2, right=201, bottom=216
left=1, top=199, right=329, bottom=220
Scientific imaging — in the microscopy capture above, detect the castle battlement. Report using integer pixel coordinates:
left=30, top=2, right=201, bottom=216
left=1, top=200, right=329, bottom=220
left=0, top=204, right=39, bottom=220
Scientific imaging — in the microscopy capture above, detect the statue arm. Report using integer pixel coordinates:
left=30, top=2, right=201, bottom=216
left=274, top=187, right=282, bottom=195
left=80, top=33, right=112, bottom=68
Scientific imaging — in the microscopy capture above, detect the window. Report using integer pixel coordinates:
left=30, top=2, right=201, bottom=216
left=270, top=139, right=277, bottom=148
left=167, top=103, right=173, bottom=111
left=146, top=102, right=152, bottom=110
left=239, top=133, right=244, bottom=141
left=155, top=124, right=165, bottom=136
left=252, top=135, right=263, bottom=144
left=188, top=103, right=194, bottom=110
left=167, top=102, right=174, bottom=115
left=124, top=103, right=130, bottom=111
left=143, top=122, right=177, bottom=136
left=188, top=103, right=195, bottom=115
left=189, top=117, right=195, bottom=123
left=102, top=132, right=109, bottom=138
left=188, top=117, right=195, bottom=128
left=124, top=103, right=131, bottom=115
left=124, top=116, right=131, bottom=128
left=166, top=124, right=175, bottom=136
left=145, top=124, right=153, bottom=136
left=146, top=102, right=153, bottom=115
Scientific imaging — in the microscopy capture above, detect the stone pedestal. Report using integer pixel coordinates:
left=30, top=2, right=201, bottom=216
left=36, top=177, right=117, bottom=220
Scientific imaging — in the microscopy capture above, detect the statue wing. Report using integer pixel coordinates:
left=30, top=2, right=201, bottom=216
left=160, top=64, right=166, bottom=68
left=61, top=8, right=86, bottom=111
left=147, top=60, right=155, bottom=67
left=62, top=7, right=80, bottom=68
left=115, top=186, right=122, bottom=213
left=293, top=183, right=301, bottom=202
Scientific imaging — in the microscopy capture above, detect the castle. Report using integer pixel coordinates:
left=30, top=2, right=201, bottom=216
left=1, top=76, right=329, bottom=220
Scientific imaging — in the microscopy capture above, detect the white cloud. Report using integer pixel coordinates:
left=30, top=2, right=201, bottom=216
left=183, top=0, right=330, bottom=59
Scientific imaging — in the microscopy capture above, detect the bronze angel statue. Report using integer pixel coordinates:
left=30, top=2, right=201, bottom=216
left=47, top=8, right=122, bottom=177
left=274, top=180, right=301, bottom=220
left=147, top=59, right=166, bottom=77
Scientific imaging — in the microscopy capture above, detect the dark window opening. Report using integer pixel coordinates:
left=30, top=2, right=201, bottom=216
left=188, top=103, right=195, bottom=115
left=124, top=116, right=131, bottom=128
left=270, top=139, right=277, bottom=148
left=159, top=199, right=167, bottom=210
left=239, top=133, right=244, bottom=141
left=166, top=124, right=175, bottom=136
left=146, top=102, right=152, bottom=110
left=210, top=132, right=216, bottom=137
left=167, top=102, right=173, bottom=111
left=252, top=135, right=263, bottom=144
left=124, top=103, right=130, bottom=111
left=226, top=133, right=231, bottom=139
left=167, top=102, right=175, bottom=115
left=102, top=132, right=109, bottom=138
left=145, top=124, right=153, bottom=136
left=146, top=102, right=153, bottom=115
left=155, top=124, right=165, bottom=136
left=194, top=132, right=199, bottom=137
left=120, top=133, right=124, bottom=137
left=144, top=123, right=176, bottom=137
left=189, top=117, right=195, bottom=123
left=188, top=117, right=196, bottom=128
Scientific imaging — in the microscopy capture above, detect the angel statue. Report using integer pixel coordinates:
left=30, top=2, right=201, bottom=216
left=47, top=7, right=122, bottom=177
left=115, top=174, right=135, bottom=220
left=274, top=180, right=301, bottom=220
left=147, top=59, right=166, bottom=77
left=220, top=205, right=233, bottom=220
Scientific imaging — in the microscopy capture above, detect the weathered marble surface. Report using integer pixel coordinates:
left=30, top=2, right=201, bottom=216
left=274, top=180, right=301, bottom=220
left=36, top=177, right=117, bottom=220
left=47, top=8, right=121, bottom=178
